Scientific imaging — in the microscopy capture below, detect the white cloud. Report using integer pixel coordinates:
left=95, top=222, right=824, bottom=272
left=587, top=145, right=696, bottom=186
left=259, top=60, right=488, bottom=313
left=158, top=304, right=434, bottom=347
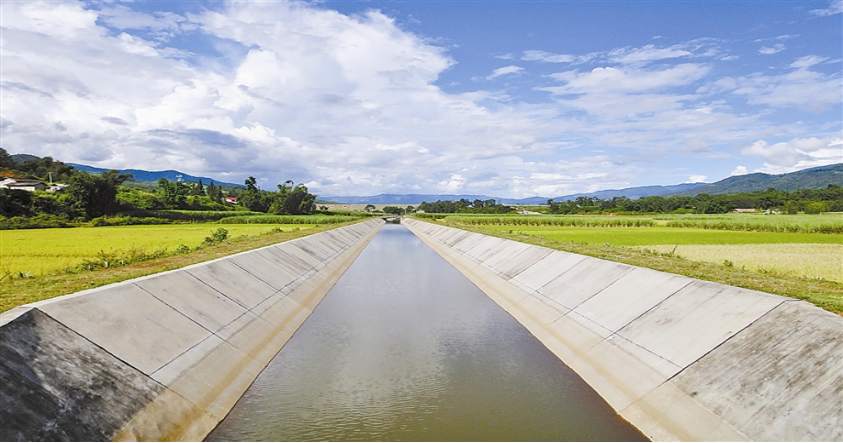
left=0, top=2, right=838, bottom=199
left=608, top=44, right=693, bottom=64
left=811, top=0, right=843, bottom=16
left=742, top=134, right=843, bottom=174
left=759, top=44, right=785, bottom=55
left=486, top=65, right=525, bottom=80
left=730, top=59, right=842, bottom=109
left=522, top=50, right=575, bottom=63
left=730, top=165, right=748, bottom=176
left=688, top=175, right=707, bottom=183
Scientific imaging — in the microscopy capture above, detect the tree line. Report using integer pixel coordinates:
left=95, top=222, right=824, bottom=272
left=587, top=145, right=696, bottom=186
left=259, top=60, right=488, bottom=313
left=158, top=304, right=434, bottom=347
left=547, top=185, right=843, bottom=214
left=418, top=199, right=514, bottom=214
left=0, top=149, right=318, bottom=225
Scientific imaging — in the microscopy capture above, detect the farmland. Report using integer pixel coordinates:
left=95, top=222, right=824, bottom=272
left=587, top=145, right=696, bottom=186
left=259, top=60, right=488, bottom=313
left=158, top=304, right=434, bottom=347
left=0, top=219, right=371, bottom=313
left=0, top=224, right=317, bottom=278
left=419, top=212, right=843, bottom=313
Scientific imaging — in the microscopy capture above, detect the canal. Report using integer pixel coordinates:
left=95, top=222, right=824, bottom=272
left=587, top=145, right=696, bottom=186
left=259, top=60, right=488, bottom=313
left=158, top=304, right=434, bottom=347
left=206, top=224, right=647, bottom=441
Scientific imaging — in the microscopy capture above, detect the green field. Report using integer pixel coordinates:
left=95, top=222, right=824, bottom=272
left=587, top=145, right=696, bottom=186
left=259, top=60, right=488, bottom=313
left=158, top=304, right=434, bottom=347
left=0, top=224, right=316, bottom=278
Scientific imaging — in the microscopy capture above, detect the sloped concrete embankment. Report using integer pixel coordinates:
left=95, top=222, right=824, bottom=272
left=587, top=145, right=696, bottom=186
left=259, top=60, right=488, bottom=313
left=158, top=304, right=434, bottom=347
left=404, top=219, right=842, bottom=442
left=0, top=219, right=384, bottom=442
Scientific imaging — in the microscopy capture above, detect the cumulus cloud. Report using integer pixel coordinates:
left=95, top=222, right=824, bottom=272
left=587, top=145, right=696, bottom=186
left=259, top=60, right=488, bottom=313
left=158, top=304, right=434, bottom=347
left=742, top=134, right=843, bottom=174
left=730, top=165, right=748, bottom=176
left=730, top=57, right=842, bottom=109
left=0, top=1, right=838, bottom=198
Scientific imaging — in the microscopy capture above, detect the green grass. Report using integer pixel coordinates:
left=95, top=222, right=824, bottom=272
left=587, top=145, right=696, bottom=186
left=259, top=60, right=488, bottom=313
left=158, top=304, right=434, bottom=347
left=0, top=220, right=367, bottom=313
left=0, top=224, right=317, bottom=278
left=477, top=225, right=842, bottom=246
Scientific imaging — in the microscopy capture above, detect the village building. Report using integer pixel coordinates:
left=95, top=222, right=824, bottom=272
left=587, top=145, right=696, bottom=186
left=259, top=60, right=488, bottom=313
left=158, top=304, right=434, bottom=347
left=0, top=178, right=47, bottom=192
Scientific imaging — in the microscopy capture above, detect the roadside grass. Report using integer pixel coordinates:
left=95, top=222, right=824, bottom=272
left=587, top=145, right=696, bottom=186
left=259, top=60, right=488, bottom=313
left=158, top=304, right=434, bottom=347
left=1, top=224, right=318, bottom=278
left=423, top=219, right=843, bottom=315
left=0, top=221, right=363, bottom=313
left=631, top=244, right=842, bottom=283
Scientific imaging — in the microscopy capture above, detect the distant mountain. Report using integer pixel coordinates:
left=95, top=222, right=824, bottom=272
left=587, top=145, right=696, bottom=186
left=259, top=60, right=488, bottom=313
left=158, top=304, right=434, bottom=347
left=666, top=163, right=843, bottom=196
left=321, top=164, right=842, bottom=204
left=68, top=163, right=243, bottom=188
left=320, top=193, right=499, bottom=205
left=540, top=183, right=706, bottom=203
left=11, top=154, right=41, bottom=163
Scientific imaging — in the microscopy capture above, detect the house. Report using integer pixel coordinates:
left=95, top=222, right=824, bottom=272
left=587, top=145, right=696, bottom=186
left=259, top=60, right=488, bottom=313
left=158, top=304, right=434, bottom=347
left=733, top=208, right=758, bottom=213
left=224, top=196, right=238, bottom=204
left=0, top=178, right=47, bottom=192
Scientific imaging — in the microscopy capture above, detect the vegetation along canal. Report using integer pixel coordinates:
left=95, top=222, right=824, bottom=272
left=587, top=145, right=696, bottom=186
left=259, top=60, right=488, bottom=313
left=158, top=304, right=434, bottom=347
left=206, top=224, right=647, bottom=441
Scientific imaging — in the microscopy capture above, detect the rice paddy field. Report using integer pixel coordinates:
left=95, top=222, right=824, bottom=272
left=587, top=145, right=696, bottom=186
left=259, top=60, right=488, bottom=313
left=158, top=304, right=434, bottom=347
left=441, top=213, right=843, bottom=284
left=0, top=224, right=316, bottom=278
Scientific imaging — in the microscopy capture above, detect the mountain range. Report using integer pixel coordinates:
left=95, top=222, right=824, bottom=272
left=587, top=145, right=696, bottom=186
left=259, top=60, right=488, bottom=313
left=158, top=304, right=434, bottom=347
left=16, top=156, right=843, bottom=204
left=67, top=164, right=243, bottom=188
left=322, top=164, right=843, bottom=204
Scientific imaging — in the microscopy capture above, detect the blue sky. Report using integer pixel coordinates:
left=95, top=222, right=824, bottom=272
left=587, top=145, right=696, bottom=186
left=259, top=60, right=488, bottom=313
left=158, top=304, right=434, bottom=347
left=1, top=0, right=840, bottom=197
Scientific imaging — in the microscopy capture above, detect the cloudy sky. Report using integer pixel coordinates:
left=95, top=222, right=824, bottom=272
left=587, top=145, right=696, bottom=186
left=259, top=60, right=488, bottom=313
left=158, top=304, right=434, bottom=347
left=1, top=0, right=841, bottom=198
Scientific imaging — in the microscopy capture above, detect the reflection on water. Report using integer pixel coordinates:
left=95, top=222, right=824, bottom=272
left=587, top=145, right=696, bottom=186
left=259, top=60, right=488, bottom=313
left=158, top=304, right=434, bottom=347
left=206, top=224, right=647, bottom=442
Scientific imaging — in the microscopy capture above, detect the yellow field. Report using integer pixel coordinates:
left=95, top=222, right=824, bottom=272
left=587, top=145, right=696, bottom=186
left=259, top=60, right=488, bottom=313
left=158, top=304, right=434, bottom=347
left=0, top=224, right=316, bottom=277
left=633, top=243, right=843, bottom=283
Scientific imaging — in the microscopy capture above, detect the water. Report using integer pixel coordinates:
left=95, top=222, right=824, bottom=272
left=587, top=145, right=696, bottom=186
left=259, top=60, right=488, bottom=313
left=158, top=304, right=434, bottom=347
left=206, top=224, right=647, bottom=441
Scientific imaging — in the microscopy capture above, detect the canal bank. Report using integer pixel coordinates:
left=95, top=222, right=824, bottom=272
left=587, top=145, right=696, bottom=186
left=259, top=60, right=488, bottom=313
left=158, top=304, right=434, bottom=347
left=403, top=218, right=843, bottom=441
left=0, top=219, right=383, bottom=441
left=206, top=223, right=646, bottom=441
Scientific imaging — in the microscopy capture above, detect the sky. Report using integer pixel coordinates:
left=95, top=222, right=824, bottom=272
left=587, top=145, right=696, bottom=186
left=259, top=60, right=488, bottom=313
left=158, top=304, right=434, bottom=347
left=1, top=0, right=841, bottom=198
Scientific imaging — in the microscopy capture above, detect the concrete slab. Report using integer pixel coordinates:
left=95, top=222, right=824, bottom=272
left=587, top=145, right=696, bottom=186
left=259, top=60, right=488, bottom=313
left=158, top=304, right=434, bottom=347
left=573, top=267, right=692, bottom=333
left=514, top=295, right=566, bottom=326
left=274, top=242, right=323, bottom=269
left=622, top=381, right=749, bottom=442
left=186, top=260, right=277, bottom=310
left=256, top=247, right=314, bottom=276
left=452, top=233, right=487, bottom=253
left=156, top=337, right=249, bottom=420
left=546, top=311, right=609, bottom=352
left=227, top=253, right=299, bottom=290
left=0, top=309, right=165, bottom=442
left=671, top=300, right=843, bottom=441
left=468, top=238, right=511, bottom=262
left=617, top=280, right=785, bottom=369
left=291, top=238, right=333, bottom=260
left=480, top=241, right=533, bottom=270
left=494, top=247, right=553, bottom=279
left=539, top=258, right=635, bottom=310
left=511, top=250, right=586, bottom=293
left=36, top=284, right=211, bottom=374
left=135, top=271, right=247, bottom=333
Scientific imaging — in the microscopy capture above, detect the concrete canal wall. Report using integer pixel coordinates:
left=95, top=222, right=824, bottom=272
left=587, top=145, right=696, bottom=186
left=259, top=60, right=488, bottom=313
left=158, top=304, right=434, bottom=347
left=404, top=218, right=843, bottom=442
left=0, top=219, right=383, bottom=442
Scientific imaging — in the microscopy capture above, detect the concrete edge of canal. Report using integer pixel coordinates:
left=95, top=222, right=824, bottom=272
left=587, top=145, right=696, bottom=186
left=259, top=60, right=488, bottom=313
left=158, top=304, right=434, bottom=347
left=403, top=218, right=843, bottom=442
left=0, top=219, right=384, bottom=442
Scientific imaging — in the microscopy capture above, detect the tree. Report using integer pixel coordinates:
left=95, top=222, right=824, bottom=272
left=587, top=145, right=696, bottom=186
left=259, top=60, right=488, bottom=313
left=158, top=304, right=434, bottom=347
left=364, top=204, right=376, bottom=213
left=68, top=170, right=131, bottom=218
left=238, top=176, right=266, bottom=211
left=158, top=178, right=189, bottom=209
left=0, top=148, right=14, bottom=169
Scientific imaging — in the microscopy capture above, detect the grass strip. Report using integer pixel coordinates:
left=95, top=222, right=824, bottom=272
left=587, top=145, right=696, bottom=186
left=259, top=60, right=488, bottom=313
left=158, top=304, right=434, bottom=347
left=0, top=220, right=365, bottom=313
left=426, top=219, right=843, bottom=315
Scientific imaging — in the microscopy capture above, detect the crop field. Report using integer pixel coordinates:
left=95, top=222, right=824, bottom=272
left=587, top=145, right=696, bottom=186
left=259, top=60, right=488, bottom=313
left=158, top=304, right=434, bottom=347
left=632, top=244, right=842, bottom=283
left=1, top=224, right=316, bottom=278
left=442, top=213, right=842, bottom=288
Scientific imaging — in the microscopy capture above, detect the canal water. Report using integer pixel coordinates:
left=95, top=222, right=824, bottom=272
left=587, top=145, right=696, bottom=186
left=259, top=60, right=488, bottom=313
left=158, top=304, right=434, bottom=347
left=206, top=224, right=647, bottom=441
